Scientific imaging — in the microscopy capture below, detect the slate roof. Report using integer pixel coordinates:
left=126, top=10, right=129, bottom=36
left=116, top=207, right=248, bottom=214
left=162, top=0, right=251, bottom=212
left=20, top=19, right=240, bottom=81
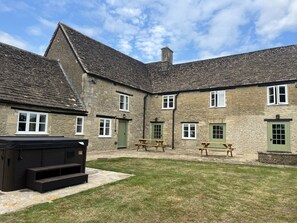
left=0, top=42, right=86, bottom=113
left=58, top=23, right=152, bottom=92
left=53, top=23, right=297, bottom=94
left=148, top=45, right=297, bottom=93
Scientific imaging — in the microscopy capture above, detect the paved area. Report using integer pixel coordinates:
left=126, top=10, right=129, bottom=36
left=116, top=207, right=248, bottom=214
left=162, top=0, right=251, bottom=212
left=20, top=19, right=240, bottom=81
left=0, top=168, right=132, bottom=215
left=87, top=148, right=297, bottom=168
left=87, top=148, right=260, bottom=165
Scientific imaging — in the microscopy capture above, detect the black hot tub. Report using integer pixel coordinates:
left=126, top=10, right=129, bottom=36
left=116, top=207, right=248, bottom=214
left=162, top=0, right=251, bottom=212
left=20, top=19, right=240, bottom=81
left=0, top=136, right=88, bottom=192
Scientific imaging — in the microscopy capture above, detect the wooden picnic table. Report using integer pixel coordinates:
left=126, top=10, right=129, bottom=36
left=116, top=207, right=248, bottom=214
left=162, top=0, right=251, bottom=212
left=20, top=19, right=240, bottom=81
left=135, top=139, right=165, bottom=152
left=199, top=141, right=235, bottom=157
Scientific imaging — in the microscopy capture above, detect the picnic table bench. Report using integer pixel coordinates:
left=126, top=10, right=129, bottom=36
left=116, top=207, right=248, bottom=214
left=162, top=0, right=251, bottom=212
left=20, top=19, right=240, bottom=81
left=135, top=139, right=166, bottom=152
left=199, top=142, right=235, bottom=157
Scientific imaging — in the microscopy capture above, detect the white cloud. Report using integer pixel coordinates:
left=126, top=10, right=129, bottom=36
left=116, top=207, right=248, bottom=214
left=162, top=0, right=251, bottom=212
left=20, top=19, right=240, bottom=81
left=27, top=26, right=43, bottom=36
left=0, top=32, right=27, bottom=49
left=26, top=18, right=57, bottom=37
left=118, top=36, right=133, bottom=54
left=38, top=17, right=57, bottom=29
left=254, top=0, right=297, bottom=39
left=71, top=25, right=101, bottom=38
left=18, top=0, right=297, bottom=62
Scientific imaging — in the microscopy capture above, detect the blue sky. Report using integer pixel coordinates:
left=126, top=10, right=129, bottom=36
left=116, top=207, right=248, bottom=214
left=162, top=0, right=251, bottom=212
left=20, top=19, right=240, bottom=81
left=1, top=0, right=297, bottom=63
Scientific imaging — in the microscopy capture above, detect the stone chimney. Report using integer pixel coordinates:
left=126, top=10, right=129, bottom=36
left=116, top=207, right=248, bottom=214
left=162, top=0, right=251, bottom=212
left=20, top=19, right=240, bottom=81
left=161, top=47, right=173, bottom=64
left=161, top=47, right=173, bottom=71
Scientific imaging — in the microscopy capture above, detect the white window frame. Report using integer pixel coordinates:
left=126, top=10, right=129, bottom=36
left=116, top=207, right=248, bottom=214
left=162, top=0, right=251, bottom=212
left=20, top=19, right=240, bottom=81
left=162, top=95, right=175, bottom=109
left=182, top=123, right=197, bottom=140
left=119, top=94, right=129, bottom=112
left=210, top=90, right=226, bottom=108
left=267, top=85, right=288, bottom=105
left=16, top=111, right=48, bottom=134
left=75, top=116, right=84, bottom=135
left=99, top=118, right=112, bottom=137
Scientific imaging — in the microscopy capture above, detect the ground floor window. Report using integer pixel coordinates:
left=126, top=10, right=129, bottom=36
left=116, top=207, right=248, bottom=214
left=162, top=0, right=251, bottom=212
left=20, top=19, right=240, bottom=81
left=182, top=123, right=196, bottom=139
left=209, top=123, right=226, bottom=142
left=151, top=123, right=163, bottom=139
left=17, top=111, right=48, bottom=134
left=99, top=118, right=112, bottom=137
left=76, top=116, right=84, bottom=135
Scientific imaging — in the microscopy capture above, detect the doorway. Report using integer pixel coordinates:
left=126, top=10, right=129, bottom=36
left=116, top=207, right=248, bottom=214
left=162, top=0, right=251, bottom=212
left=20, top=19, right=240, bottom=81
left=118, top=120, right=128, bottom=149
left=267, top=122, right=290, bottom=152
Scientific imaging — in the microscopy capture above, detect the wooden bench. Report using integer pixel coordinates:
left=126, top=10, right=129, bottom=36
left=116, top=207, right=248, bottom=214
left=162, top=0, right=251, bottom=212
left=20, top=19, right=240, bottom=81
left=199, top=142, right=235, bottom=157
left=135, top=139, right=166, bottom=152
left=26, top=163, right=88, bottom=193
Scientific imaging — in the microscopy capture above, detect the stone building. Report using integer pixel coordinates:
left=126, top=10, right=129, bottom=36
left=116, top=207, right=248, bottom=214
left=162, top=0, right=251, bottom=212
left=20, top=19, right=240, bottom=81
left=1, top=22, right=296, bottom=155
left=0, top=42, right=87, bottom=138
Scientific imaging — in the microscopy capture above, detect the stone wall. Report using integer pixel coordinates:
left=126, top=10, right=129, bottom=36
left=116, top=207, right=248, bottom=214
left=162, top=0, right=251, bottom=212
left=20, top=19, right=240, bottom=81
left=258, top=152, right=297, bottom=165
left=82, top=75, right=147, bottom=151
left=146, top=84, right=297, bottom=155
left=0, top=103, right=83, bottom=139
left=46, top=27, right=85, bottom=97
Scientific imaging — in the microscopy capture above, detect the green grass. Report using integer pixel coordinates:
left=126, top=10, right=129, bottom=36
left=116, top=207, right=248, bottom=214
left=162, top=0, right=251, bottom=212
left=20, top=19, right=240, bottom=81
left=1, top=158, right=297, bottom=222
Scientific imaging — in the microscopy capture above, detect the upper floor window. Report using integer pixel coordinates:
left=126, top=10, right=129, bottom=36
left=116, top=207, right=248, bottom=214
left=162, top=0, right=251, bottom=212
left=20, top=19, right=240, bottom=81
left=119, top=94, right=129, bottom=111
left=267, top=85, right=288, bottom=105
left=17, top=111, right=48, bottom=134
left=210, top=90, right=226, bottom=108
left=182, top=123, right=196, bottom=139
left=162, top=95, right=175, bottom=109
left=76, top=116, right=84, bottom=135
left=99, top=118, right=112, bottom=137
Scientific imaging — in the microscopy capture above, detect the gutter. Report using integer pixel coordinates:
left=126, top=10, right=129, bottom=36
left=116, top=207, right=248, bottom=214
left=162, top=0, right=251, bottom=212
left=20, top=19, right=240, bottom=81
left=172, top=93, right=180, bottom=149
left=143, top=94, right=149, bottom=138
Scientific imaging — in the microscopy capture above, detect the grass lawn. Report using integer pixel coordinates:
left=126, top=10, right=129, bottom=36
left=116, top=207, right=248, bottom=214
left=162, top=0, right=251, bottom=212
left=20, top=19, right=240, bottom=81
left=1, top=158, right=297, bottom=223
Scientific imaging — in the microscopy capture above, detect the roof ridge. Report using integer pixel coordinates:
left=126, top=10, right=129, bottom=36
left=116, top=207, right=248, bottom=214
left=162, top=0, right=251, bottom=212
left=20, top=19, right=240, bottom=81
left=0, top=41, right=59, bottom=64
left=58, top=22, right=89, bottom=73
left=173, top=44, right=297, bottom=66
left=59, top=22, right=146, bottom=66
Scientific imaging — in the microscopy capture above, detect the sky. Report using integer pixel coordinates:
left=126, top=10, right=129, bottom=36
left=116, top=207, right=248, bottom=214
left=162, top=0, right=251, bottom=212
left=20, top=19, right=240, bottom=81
left=1, top=0, right=297, bottom=64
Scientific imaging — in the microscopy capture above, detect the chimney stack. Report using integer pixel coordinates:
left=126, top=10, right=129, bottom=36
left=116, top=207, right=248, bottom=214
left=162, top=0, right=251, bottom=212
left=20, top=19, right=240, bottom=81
left=161, top=47, right=173, bottom=71
left=161, top=47, right=173, bottom=64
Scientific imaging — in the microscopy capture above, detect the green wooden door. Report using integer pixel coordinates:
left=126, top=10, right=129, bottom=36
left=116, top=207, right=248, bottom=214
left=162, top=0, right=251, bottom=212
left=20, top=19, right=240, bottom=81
left=118, top=120, right=128, bottom=149
left=151, top=123, right=163, bottom=139
left=268, top=122, right=290, bottom=152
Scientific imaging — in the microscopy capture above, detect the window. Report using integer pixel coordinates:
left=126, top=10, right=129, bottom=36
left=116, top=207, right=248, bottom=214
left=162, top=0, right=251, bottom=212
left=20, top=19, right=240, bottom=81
left=76, top=116, right=84, bottom=135
left=209, top=124, right=226, bottom=142
left=162, top=95, right=175, bottom=109
left=212, top=125, right=224, bottom=139
left=210, top=90, right=226, bottom=108
left=267, top=85, right=288, bottom=105
left=152, top=123, right=163, bottom=139
left=182, top=123, right=196, bottom=139
left=99, top=119, right=112, bottom=137
left=119, top=94, right=129, bottom=111
left=17, top=111, right=48, bottom=134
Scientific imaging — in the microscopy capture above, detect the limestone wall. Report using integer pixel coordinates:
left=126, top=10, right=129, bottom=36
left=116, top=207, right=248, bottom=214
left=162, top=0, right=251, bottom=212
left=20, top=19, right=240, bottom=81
left=0, top=103, right=83, bottom=139
left=82, top=75, right=147, bottom=151
left=147, top=84, right=297, bottom=155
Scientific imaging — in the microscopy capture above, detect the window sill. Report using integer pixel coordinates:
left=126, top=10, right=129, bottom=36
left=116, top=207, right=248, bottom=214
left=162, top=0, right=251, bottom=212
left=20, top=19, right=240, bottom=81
left=119, top=109, right=130, bottom=112
left=16, top=132, right=49, bottom=135
left=162, top=108, right=175, bottom=110
left=75, top=133, right=84, bottom=136
left=98, top=136, right=112, bottom=138
left=182, top=138, right=197, bottom=140
left=210, top=107, right=226, bottom=109
left=267, top=103, right=289, bottom=106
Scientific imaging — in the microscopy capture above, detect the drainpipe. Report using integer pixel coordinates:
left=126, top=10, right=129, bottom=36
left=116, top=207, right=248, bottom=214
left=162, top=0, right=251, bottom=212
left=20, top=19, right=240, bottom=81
left=172, top=93, right=180, bottom=149
left=143, top=94, right=149, bottom=138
